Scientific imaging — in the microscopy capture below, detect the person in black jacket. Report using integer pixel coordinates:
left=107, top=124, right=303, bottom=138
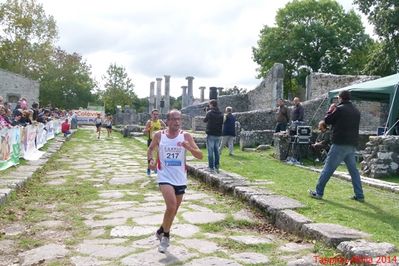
left=203, top=99, right=223, bottom=173
left=309, top=90, right=365, bottom=202
left=219, top=106, right=236, bottom=156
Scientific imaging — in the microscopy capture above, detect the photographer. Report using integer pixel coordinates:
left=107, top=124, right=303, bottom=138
left=203, top=99, right=223, bottom=173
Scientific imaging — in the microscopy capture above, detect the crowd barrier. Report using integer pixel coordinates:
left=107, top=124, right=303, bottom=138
left=0, top=120, right=61, bottom=171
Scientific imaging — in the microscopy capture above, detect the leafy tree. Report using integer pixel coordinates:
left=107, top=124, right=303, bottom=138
left=354, top=0, right=399, bottom=74
left=219, top=86, right=247, bottom=96
left=170, top=96, right=182, bottom=110
left=252, top=0, right=372, bottom=96
left=100, top=64, right=137, bottom=114
left=0, top=0, right=57, bottom=79
left=132, top=97, right=147, bottom=113
left=40, top=48, right=96, bottom=109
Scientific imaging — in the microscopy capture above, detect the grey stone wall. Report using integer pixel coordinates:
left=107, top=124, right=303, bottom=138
left=305, top=73, right=379, bottom=100
left=192, top=116, right=206, bottom=131
left=361, top=136, right=399, bottom=178
left=247, top=63, right=284, bottom=111
left=181, top=63, right=283, bottom=121
left=298, top=96, right=388, bottom=132
left=181, top=94, right=249, bottom=120
left=239, top=130, right=275, bottom=149
left=0, top=68, right=39, bottom=107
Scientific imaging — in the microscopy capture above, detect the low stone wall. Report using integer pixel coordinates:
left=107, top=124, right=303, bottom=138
left=361, top=136, right=399, bottom=178
left=239, top=130, right=275, bottom=149
left=192, top=116, right=206, bottom=131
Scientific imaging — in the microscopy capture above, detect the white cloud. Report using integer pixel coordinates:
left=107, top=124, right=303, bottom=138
left=38, top=0, right=373, bottom=100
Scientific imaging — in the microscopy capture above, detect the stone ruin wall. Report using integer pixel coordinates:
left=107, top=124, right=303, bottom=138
left=181, top=63, right=283, bottom=121
left=0, top=68, right=39, bottom=108
left=247, top=63, right=284, bottom=111
left=305, top=73, right=379, bottom=100
left=361, top=136, right=399, bottom=178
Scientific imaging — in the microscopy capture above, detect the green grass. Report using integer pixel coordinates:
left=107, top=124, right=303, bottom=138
left=211, top=145, right=399, bottom=251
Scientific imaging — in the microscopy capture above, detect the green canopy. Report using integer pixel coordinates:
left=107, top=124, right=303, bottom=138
left=328, top=73, right=399, bottom=134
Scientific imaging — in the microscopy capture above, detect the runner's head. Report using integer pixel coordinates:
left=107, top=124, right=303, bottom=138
left=166, top=109, right=181, bottom=132
left=151, top=109, right=160, bottom=121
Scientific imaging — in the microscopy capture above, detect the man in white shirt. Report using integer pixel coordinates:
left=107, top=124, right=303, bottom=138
left=147, top=109, right=203, bottom=253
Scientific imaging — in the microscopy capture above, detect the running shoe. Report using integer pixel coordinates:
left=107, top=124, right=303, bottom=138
left=158, top=236, right=170, bottom=253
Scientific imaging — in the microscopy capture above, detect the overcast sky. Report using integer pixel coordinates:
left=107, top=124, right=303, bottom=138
left=38, top=0, right=372, bottom=99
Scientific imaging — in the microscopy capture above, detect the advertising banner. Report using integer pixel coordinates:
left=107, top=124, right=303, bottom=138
left=0, top=127, right=13, bottom=171
left=73, top=109, right=104, bottom=124
left=0, top=119, right=62, bottom=171
left=46, top=121, right=55, bottom=140
left=22, top=125, right=44, bottom=161
left=36, top=123, right=46, bottom=149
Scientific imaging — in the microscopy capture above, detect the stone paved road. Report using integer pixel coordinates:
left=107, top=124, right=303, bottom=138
left=0, top=128, right=318, bottom=265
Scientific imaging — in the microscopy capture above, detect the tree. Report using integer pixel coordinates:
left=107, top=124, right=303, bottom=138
left=170, top=96, right=182, bottom=110
left=0, top=0, right=57, bottom=79
left=354, top=0, right=399, bottom=74
left=100, top=64, right=137, bottom=114
left=219, top=86, right=247, bottom=96
left=40, top=48, right=96, bottom=109
left=252, top=0, right=372, bottom=96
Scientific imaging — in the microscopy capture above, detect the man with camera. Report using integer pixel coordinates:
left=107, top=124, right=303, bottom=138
left=203, top=99, right=223, bottom=173
left=309, top=90, right=364, bottom=202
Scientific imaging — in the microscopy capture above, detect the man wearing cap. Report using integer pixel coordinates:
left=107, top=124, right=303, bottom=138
left=309, top=90, right=365, bottom=202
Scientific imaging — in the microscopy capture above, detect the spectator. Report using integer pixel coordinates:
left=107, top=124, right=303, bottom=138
left=219, top=106, right=236, bottom=156
left=275, top=98, right=290, bottom=132
left=70, top=111, right=78, bottom=129
left=61, top=118, right=71, bottom=137
left=37, top=109, right=50, bottom=124
left=203, top=99, right=223, bottom=173
left=20, top=110, right=32, bottom=126
left=310, top=120, right=331, bottom=162
left=11, top=111, right=23, bottom=126
left=0, top=105, right=12, bottom=128
left=32, top=102, right=39, bottom=121
left=291, top=97, right=304, bottom=122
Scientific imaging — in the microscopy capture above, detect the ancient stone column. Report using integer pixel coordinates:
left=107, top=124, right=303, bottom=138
left=199, top=86, right=206, bottom=102
left=181, top=85, right=188, bottom=108
left=149, top=81, right=155, bottom=113
left=217, top=87, right=223, bottom=96
left=156, top=77, right=162, bottom=110
left=186, top=76, right=194, bottom=106
left=164, top=75, right=170, bottom=113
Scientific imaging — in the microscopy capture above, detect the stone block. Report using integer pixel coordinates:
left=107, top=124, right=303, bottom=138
left=275, top=210, right=313, bottom=235
left=249, top=194, right=305, bottom=222
left=337, top=239, right=396, bottom=258
left=233, top=186, right=273, bottom=201
left=301, top=223, right=370, bottom=247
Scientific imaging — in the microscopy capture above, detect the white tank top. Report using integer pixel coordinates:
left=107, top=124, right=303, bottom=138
left=157, top=130, right=187, bottom=185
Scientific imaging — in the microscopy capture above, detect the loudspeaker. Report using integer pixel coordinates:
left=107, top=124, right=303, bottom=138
left=209, top=87, right=218, bottom=100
